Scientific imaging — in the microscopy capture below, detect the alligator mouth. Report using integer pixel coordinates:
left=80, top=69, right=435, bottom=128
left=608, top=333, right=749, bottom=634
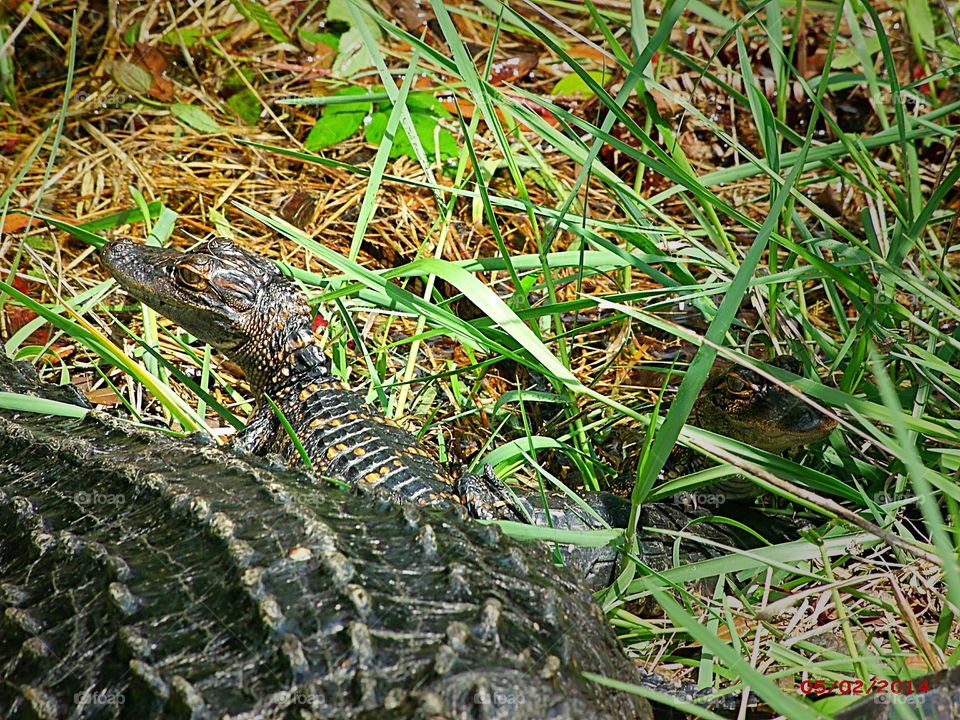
left=782, top=401, right=837, bottom=437
left=750, top=399, right=837, bottom=452
left=100, top=239, right=180, bottom=306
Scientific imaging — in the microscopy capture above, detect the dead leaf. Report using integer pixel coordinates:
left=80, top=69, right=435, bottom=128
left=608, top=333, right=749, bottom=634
left=388, top=0, right=434, bottom=33
left=132, top=42, right=175, bottom=102
left=2, top=212, right=31, bottom=234
left=3, top=209, right=71, bottom=234
left=488, top=52, right=539, bottom=85
left=84, top=387, right=126, bottom=406
left=279, top=190, right=318, bottom=229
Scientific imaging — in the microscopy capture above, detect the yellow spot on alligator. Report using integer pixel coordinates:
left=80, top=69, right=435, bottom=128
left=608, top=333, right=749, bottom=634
left=309, top=418, right=324, bottom=429
left=300, top=389, right=313, bottom=402
left=336, top=443, right=348, bottom=453
left=379, top=465, right=390, bottom=475
left=393, top=459, right=403, bottom=467
left=329, top=418, right=341, bottom=427
left=348, top=413, right=358, bottom=421
left=280, top=367, right=290, bottom=377
left=354, top=447, right=365, bottom=457
left=364, top=472, right=381, bottom=483
left=327, top=447, right=338, bottom=460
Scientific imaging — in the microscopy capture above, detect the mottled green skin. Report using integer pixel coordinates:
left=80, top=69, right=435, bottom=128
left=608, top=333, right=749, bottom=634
left=0, top=356, right=650, bottom=720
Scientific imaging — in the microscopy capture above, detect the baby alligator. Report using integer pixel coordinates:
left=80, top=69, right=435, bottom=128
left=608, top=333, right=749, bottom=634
left=100, top=238, right=834, bottom=589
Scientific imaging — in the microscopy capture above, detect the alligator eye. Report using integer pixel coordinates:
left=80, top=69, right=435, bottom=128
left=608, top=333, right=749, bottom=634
left=175, top=265, right=207, bottom=289
left=724, top=374, right=749, bottom=394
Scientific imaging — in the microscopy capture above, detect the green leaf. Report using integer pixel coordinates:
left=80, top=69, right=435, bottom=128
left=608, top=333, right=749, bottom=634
left=305, top=111, right=365, bottom=150
left=161, top=27, right=203, bottom=47
left=326, top=85, right=375, bottom=115
left=304, top=86, right=372, bottom=151
left=328, top=0, right=381, bottom=77
left=420, top=116, right=457, bottom=159
left=238, top=0, right=288, bottom=41
left=299, top=28, right=340, bottom=51
left=108, top=60, right=153, bottom=96
left=122, top=21, right=141, bottom=47
left=406, top=91, right=450, bottom=117
left=905, top=0, right=937, bottom=46
left=550, top=69, right=610, bottom=98
left=332, top=26, right=372, bottom=77
left=170, top=103, right=224, bottom=134
left=833, top=34, right=882, bottom=69
left=227, top=88, right=262, bottom=125
left=78, top=202, right=164, bottom=234
left=0, top=392, right=88, bottom=419
left=363, top=109, right=388, bottom=145
left=224, top=68, right=255, bottom=90
left=365, top=111, right=456, bottom=161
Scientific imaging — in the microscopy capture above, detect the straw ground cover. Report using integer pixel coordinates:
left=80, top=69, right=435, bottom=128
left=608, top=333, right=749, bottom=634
left=1, top=0, right=959, bottom=716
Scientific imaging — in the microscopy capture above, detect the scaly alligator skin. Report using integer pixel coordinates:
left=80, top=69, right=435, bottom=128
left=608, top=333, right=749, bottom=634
left=101, top=237, right=469, bottom=510
left=679, top=355, right=837, bottom=499
left=601, top=356, right=838, bottom=501
left=99, top=238, right=828, bottom=592
left=0, top=355, right=651, bottom=720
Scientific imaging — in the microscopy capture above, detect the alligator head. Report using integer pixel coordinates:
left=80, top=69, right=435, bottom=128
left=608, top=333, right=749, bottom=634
left=101, top=237, right=317, bottom=395
left=693, top=356, right=837, bottom=453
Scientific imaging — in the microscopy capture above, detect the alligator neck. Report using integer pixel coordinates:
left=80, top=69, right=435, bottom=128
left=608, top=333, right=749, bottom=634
left=236, top=322, right=332, bottom=406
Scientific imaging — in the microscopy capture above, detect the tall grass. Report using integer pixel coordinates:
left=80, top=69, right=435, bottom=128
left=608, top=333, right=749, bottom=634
left=2, top=1, right=959, bottom=717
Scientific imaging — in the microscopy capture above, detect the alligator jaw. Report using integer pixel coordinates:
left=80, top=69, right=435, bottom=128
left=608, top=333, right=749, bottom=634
left=101, top=238, right=251, bottom=353
left=101, top=237, right=308, bottom=388
left=101, top=238, right=182, bottom=312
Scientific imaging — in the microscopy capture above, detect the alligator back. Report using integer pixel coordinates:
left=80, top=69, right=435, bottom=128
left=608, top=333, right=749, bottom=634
left=0, top=360, right=649, bottom=719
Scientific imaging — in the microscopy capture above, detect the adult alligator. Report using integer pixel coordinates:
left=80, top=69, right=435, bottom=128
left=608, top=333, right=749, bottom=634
left=0, top=355, right=649, bottom=719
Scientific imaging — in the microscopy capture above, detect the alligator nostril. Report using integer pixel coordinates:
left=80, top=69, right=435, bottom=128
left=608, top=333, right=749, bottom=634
left=100, top=238, right=130, bottom=261
left=790, top=406, right=830, bottom=434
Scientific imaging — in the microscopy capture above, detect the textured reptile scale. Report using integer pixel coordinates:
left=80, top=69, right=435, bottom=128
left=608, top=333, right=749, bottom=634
left=0, top=357, right=649, bottom=720
left=261, top=368, right=460, bottom=507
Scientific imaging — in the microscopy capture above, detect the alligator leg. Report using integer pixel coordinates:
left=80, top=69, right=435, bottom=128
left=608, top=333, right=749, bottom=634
left=454, top=463, right=524, bottom=521
left=233, top=404, right=282, bottom=455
